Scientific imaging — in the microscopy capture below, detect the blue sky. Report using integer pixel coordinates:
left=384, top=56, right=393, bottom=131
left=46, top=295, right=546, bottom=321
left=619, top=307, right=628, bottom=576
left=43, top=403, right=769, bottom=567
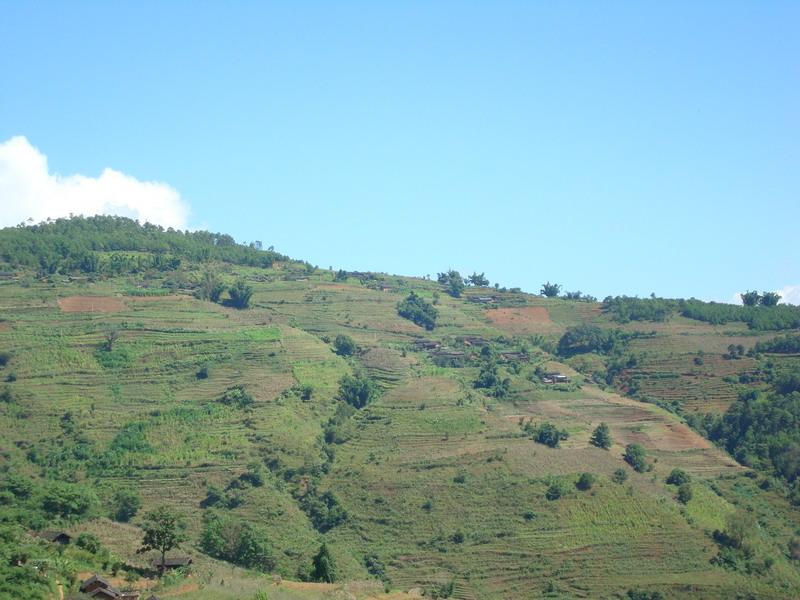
left=1, top=2, right=798, bottom=302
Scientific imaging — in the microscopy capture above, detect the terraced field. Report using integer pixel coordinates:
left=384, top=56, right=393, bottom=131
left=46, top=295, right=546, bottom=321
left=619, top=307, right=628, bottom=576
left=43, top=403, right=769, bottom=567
left=1, top=264, right=799, bottom=600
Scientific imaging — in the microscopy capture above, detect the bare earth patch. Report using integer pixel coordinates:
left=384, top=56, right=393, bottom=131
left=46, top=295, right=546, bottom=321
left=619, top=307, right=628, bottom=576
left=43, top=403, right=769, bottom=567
left=58, top=295, right=126, bottom=313
left=485, top=306, right=558, bottom=334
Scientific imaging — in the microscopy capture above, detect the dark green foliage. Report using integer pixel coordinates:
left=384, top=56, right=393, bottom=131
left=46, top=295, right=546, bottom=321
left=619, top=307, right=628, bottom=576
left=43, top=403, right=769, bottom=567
left=624, top=443, right=648, bottom=472
left=41, top=481, right=98, bottom=519
left=557, top=324, right=628, bottom=356
left=430, top=580, right=455, bottom=599
left=546, top=480, right=568, bottom=500
left=540, top=282, right=561, bottom=297
left=334, top=269, right=348, bottom=282
left=76, top=532, right=102, bottom=553
left=196, top=271, right=226, bottom=302
left=219, top=385, right=254, bottom=408
left=563, top=290, right=597, bottom=302
left=706, top=382, right=800, bottom=482
left=602, top=296, right=678, bottom=323
left=300, top=489, right=348, bottom=532
left=523, top=421, right=569, bottom=448
left=666, top=468, right=691, bottom=486
left=754, top=334, right=800, bottom=354
left=451, top=530, right=465, bottom=544
left=0, top=215, right=285, bottom=275
left=201, top=512, right=276, bottom=572
left=137, top=506, right=187, bottom=572
left=0, top=351, right=10, bottom=366
left=590, top=422, right=612, bottom=449
left=110, top=488, right=141, bottom=522
left=438, top=270, right=465, bottom=298
left=576, top=473, right=595, bottom=491
left=473, top=360, right=511, bottom=399
left=196, top=364, right=210, bottom=379
left=397, top=292, right=438, bottom=330
left=364, top=553, right=389, bottom=582
left=760, top=291, right=781, bottom=307
left=676, top=483, right=693, bottom=504
left=612, top=468, right=628, bottom=484
left=741, top=291, right=761, bottom=307
left=467, top=272, right=489, bottom=286
left=311, top=543, right=337, bottom=583
left=338, top=374, right=378, bottom=409
left=681, top=298, right=800, bottom=330
left=627, top=591, right=665, bottom=600
left=228, top=279, right=254, bottom=309
left=333, top=334, right=357, bottom=356
left=324, top=402, right=357, bottom=444
left=0, top=385, right=13, bottom=404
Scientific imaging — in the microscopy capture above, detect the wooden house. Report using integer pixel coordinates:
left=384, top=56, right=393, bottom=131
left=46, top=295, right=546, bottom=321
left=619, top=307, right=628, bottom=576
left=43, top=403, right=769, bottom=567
left=151, top=556, right=193, bottom=570
left=37, top=530, right=72, bottom=544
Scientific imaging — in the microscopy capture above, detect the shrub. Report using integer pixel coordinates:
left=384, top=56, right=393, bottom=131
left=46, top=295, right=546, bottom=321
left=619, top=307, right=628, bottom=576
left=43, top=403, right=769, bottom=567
left=228, top=279, right=253, bottom=309
left=677, top=483, right=693, bottom=504
left=42, top=482, right=98, bottom=519
left=612, top=468, right=628, bottom=484
left=333, top=334, right=357, bottom=356
left=201, top=512, right=276, bottom=572
left=666, top=468, right=691, bottom=486
left=546, top=481, right=567, bottom=500
left=338, top=374, right=377, bottom=409
left=110, top=488, right=141, bottom=522
left=624, top=443, right=648, bottom=472
left=0, top=351, right=10, bottom=366
left=540, top=282, right=561, bottom=297
left=576, top=473, right=596, bottom=491
left=438, top=270, right=465, bottom=298
left=311, top=543, right=337, bottom=583
left=397, top=292, right=438, bottom=330
left=523, top=421, right=569, bottom=448
left=196, top=364, right=210, bottom=379
left=76, top=532, right=101, bottom=553
left=219, top=385, right=254, bottom=409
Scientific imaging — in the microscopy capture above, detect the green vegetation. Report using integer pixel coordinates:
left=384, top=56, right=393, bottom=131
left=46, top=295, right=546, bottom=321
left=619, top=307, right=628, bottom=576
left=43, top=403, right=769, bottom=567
left=138, top=505, right=187, bottom=573
left=0, top=217, right=798, bottom=599
left=338, top=373, right=378, bottom=409
left=540, top=281, right=561, bottom=297
left=332, top=334, right=357, bottom=356
left=397, top=292, right=438, bottom=330
left=437, top=270, right=465, bottom=298
left=624, top=443, right=649, bottom=472
left=228, top=278, right=254, bottom=309
left=590, top=422, right=612, bottom=449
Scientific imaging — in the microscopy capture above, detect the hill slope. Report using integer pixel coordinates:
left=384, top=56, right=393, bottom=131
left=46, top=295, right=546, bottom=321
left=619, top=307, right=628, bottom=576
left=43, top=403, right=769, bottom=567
left=0, top=218, right=798, bottom=599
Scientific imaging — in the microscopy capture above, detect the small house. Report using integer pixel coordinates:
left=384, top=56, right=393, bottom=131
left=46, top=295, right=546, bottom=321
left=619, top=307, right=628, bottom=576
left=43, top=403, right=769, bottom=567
left=37, top=530, right=72, bottom=544
left=80, top=575, right=117, bottom=598
left=542, top=372, right=570, bottom=384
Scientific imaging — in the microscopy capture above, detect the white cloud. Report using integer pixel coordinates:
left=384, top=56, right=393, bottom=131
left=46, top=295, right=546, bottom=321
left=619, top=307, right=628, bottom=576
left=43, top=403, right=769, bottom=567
left=0, top=136, right=190, bottom=229
left=776, top=285, right=800, bottom=306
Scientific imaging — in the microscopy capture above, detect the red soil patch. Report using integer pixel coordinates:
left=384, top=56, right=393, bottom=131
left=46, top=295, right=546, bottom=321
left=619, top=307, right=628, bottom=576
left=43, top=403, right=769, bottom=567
left=58, top=296, right=126, bottom=313
left=486, top=306, right=556, bottom=334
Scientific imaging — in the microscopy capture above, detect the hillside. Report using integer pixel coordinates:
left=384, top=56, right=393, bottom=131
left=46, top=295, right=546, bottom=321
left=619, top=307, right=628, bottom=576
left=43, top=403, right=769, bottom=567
left=0, top=218, right=798, bottom=600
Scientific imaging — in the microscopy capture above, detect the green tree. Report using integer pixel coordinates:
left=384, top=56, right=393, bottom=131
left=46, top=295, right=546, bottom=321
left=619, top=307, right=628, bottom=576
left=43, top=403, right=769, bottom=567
left=110, top=488, right=141, bottom=522
left=576, top=473, right=595, bottom=491
left=665, top=468, right=690, bottom=486
left=467, top=272, right=489, bottom=286
left=438, top=270, right=465, bottom=298
left=590, top=423, right=612, bottom=449
left=228, top=279, right=253, bottom=309
left=311, top=543, right=337, bottom=583
left=676, top=483, right=693, bottom=504
left=333, top=334, right=357, bottom=357
left=137, top=506, right=187, bottom=574
left=338, top=374, right=377, bottom=409
left=540, top=282, right=561, bottom=297
left=196, top=270, right=225, bottom=302
left=103, top=327, right=119, bottom=352
left=760, top=291, right=781, bottom=307
left=41, top=482, right=98, bottom=519
left=76, top=533, right=102, bottom=553
left=624, top=443, right=648, bottom=472
left=740, top=290, right=761, bottom=307
left=397, top=292, right=438, bottom=330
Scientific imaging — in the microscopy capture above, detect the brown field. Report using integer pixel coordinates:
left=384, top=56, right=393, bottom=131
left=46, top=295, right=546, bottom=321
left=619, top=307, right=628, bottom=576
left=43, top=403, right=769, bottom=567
left=485, top=306, right=557, bottom=334
left=58, top=295, right=126, bottom=313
